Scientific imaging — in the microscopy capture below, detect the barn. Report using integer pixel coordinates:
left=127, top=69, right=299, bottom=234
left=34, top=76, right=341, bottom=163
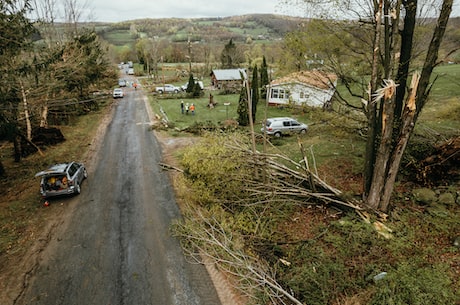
left=210, top=69, right=248, bottom=92
left=268, top=70, right=337, bottom=107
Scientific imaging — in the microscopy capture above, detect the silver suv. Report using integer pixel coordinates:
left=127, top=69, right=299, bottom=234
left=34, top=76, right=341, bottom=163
left=261, top=117, right=308, bottom=137
left=35, top=162, right=87, bottom=198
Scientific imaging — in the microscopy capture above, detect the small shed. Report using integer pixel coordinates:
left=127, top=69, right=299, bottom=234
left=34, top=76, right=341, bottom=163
left=210, top=69, right=248, bottom=92
left=268, top=70, right=337, bottom=107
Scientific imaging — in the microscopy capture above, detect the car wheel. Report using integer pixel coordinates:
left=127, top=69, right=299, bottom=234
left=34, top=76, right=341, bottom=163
left=274, top=132, right=282, bottom=138
left=300, top=129, right=307, bottom=134
left=75, top=183, right=81, bottom=195
left=174, top=89, right=179, bottom=93
left=83, top=168, right=88, bottom=179
left=158, top=90, right=163, bottom=94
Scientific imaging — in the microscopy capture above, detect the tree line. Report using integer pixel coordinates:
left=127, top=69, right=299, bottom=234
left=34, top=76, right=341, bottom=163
left=0, top=0, right=116, bottom=176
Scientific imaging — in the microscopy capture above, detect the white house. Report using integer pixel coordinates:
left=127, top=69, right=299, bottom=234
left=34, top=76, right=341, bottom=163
left=268, top=70, right=337, bottom=107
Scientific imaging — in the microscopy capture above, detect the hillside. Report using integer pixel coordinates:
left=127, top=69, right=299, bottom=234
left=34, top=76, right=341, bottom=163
left=98, top=14, right=302, bottom=44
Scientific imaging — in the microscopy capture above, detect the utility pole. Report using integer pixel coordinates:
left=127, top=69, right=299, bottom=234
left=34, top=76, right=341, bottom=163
left=187, top=36, right=192, bottom=74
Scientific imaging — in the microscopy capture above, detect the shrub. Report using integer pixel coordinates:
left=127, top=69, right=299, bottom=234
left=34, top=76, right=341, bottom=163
left=180, top=132, right=253, bottom=209
left=370, top=262, right=457, bottom=305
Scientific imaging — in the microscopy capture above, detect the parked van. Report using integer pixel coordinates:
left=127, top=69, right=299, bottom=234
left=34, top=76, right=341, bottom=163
left=261, top=117, right=308, bottom=137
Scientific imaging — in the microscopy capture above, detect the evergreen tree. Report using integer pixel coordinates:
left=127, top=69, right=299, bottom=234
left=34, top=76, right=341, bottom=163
left=260, top=56, right=269, bottom=99
left=237, top=85, right=249, bottom=126
left=192, top=82, right=202, bottom=97
left=220, top=39, right=243, bottom=68
left=186, top=74, right=195, bottom=93
left=251, top=65, right=259, bottom=123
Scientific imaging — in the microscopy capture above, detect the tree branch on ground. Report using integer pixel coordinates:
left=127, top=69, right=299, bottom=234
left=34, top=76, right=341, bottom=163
left=174, top=208, right=305, bottom=305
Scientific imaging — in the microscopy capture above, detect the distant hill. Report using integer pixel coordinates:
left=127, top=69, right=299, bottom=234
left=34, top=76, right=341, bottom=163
left=97, top=14, right=305, bottom=45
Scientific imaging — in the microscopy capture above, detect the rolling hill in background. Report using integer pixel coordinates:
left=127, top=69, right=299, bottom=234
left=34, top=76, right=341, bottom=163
left=96, top=14, right=303, bottom=45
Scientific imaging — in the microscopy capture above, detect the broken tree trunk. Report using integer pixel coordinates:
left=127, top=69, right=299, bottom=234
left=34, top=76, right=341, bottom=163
left=379, top=73, right=419, bottom=211
left=366, top=80, right=398, bottom=209
left=20, top=81, right=32, bottom=141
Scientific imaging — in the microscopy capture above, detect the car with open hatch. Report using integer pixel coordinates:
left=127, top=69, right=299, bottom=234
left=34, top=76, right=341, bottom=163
left=35, top=162, right=87, bottom=198
left=261, top=117, right=308, bottom=137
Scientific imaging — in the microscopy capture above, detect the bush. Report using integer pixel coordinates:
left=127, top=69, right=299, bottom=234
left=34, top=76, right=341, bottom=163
left=370, top=262, right=457, bottom=305
left=180, top=133, right=253, bottom=208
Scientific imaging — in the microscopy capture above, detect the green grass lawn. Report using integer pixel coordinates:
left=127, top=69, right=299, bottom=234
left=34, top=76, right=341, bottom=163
left=147, top=64, right=459, bottom=193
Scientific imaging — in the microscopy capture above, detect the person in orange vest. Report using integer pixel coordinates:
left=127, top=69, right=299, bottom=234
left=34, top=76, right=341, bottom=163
left=190, top=103, right=195, bottom=115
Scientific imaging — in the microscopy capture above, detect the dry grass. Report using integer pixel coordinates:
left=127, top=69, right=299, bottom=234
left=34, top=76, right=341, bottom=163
left=0, top=101, right=114, bottom=268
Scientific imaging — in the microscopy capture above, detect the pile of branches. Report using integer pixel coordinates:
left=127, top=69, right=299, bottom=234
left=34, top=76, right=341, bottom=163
left=224, top=138, right=364, bottom=212
left=161, top=134, right=366, bottom=214
left=417, top=136, right=460, bottom=185
left=167, top=134, right=389, bottom=305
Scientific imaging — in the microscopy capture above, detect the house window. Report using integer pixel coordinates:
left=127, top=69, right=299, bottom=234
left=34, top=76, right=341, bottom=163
left=271, top=88, right=289, bottom=99
left=280, top=89, right=288, bottom=99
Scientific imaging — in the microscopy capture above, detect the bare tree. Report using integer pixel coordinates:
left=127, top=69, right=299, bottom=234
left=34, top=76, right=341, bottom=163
left=283, top=0, right=454, bottom=212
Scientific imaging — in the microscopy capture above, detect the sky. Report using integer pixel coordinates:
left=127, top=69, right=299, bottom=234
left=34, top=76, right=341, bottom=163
left=65, top=0, right=460, bottom=23
left=85, top=0, right=293, bottom=23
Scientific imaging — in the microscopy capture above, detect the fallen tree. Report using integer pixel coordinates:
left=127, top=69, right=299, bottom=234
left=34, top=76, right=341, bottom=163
left=166, top=133, right=460, bottom=304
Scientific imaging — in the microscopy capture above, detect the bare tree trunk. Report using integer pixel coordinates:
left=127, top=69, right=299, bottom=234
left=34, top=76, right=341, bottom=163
left=394, top=0, right=417, bottom=118
left=366, top=81, right=397, bottom=209
left=40, top=104, right=48, bottom=127
left=246, top=79, right=257, bottom=155
left=377, top=0, right=453, bottom=211
left=20, top=81, right=32, bottom=141
left=379, top=74, right=419, bottom=211
left=363, top=0, right=383, bottom=200
left=365, top=0, right=452, bottom=212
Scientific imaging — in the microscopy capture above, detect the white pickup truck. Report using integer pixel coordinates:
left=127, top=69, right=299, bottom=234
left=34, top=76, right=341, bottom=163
left=155, top=84, right=181, bottom=94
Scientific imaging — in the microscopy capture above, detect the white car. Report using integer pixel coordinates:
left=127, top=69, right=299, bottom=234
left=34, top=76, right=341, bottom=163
left=118, top=79, right=127, bottom=87
left=127, top=68, right=134, bottom=75
left=113, top=88, right=124, bottom=98
left=261, top=117, right=308, bottom=137
left=155, top=84, right=181, bottom=94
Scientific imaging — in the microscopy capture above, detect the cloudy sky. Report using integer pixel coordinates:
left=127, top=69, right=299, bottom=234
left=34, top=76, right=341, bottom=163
left=85, top=0, right=293, bottom=23
left=52, top=0, right=460, bottom=23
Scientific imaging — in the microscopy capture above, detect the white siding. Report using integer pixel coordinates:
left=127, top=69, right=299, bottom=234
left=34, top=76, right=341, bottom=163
left=268, top=83, right=335, bottom=107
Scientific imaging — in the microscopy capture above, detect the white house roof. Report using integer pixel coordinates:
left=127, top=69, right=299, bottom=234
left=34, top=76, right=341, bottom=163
left=211, top=69, right=247, bottom=81
left=271, top=70, right=337, bottom=90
